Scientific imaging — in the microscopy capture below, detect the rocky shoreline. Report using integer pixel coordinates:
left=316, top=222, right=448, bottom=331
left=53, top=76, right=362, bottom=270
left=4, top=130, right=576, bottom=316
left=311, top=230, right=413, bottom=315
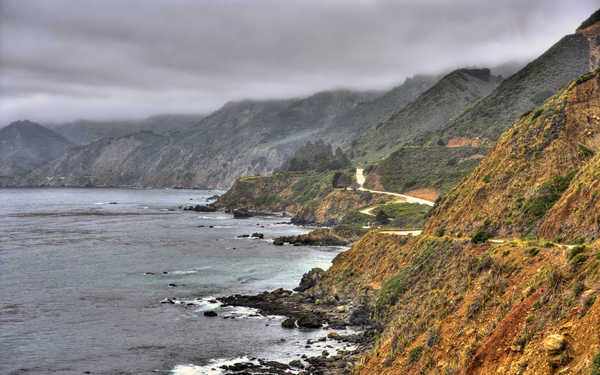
left=217, top=287, right=375, bottom=374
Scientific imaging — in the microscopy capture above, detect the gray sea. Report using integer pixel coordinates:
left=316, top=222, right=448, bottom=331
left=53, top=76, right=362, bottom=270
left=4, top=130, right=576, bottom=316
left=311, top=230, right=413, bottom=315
left=0, top=188, right=351, bottom=375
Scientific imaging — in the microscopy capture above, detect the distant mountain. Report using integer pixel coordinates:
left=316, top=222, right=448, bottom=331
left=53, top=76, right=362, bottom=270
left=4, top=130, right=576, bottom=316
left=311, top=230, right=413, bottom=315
left=424, top=15, right=600, bottom=144
left=49, top=114, right=206, bottom=145
left=352, top=68, right=502, bottom=162
left=318, top=74, right=439, bottom=148
left=22, top=90, right=378, bottom=188
left=0, top=120, right=74, bottom=179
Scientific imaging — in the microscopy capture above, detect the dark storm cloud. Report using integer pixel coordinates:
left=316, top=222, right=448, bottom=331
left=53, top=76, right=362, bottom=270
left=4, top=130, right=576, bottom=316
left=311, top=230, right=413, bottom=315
left=0, top=0, right=597, bottom=123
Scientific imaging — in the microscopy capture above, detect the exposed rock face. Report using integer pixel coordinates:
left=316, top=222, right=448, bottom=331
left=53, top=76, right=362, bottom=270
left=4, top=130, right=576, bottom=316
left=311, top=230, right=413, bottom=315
left=352, top=68, right=502, bottom=162
left=424, top=69, right=600, bottom=241
left=295, top=268, right=325, bottom=292
left=543, top=334, right=571, bottom=367
left=0, top=120, right=74, bottom=181
left=275, top=230, right=348, bottom=247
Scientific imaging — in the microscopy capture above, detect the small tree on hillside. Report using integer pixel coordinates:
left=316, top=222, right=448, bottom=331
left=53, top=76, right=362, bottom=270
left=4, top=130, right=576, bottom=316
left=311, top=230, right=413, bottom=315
left=375, top=210, right=389, bottom=225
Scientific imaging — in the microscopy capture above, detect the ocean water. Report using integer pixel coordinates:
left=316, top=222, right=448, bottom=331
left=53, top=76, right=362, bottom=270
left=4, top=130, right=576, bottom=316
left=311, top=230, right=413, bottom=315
left=0, top=188, right=349, bottom=375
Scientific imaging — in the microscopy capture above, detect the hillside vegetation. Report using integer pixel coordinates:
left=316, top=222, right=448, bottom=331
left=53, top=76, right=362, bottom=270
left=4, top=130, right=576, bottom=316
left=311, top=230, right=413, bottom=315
left=424, top=69, right=600, bottom=242
left=352, top=68, right=501, bottom=163
left=215, top=170, right=390, bottom=225
left=364, top=146, right=487, bottom=195
left=307, top=69, right=600, bottom=375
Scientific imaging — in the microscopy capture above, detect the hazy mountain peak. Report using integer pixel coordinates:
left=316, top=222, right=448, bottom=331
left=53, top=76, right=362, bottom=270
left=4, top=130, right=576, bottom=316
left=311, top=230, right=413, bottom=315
left=577, top=8, right=600, bottom=31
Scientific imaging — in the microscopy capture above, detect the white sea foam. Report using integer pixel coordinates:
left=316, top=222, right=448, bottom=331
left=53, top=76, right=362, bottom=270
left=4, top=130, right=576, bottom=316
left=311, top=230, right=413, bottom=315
left=172, top=356, right=258, bottom=375
left=198, top=215, right=230, bottom=220
left=170, top=266, right=212, bottom=275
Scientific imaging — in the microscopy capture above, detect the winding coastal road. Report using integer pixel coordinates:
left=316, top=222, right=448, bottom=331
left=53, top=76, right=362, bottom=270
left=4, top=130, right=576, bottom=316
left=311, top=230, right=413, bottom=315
left=355, top=168, right=435, bottom=208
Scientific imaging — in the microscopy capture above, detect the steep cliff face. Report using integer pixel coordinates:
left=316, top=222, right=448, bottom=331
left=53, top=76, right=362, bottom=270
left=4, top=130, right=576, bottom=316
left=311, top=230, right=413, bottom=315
left=310, top=232, right=600, bottom=374
left=424, top=70, right=600, bottom=240
left=334, top=236, right=600, bottom=375
left=352, top=68, right=501, bottom=163
left=0, top=120, right=74, bottom=179
left=538, top=153, right=600, bottom=242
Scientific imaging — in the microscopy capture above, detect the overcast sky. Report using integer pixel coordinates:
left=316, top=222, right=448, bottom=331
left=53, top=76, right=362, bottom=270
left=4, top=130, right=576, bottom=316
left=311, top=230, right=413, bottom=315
left=0, top=0, right=597, bottom=124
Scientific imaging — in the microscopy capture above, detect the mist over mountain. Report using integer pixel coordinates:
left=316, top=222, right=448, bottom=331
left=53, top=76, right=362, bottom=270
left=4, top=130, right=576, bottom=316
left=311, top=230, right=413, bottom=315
left=0, top=120, right=74, bottom=179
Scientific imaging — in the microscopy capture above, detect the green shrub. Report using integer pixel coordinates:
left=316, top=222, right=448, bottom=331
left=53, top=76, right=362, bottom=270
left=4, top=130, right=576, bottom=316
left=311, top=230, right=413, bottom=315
left=532, top=109, right=543, bottom=120
left=592, top=350, right=600, bottom=375
left=472, top=226, right=491, bottom=244
left=522, top=173, right=575, bottom=220
left=528, top=248, right=540, bottom=256
left=579, top=144, right=595, bottom=158
left=567, top=245, right=587, bottom=261
left=570, top=253, right=588, bottom=265
left=409, top=346, right=424, bottom=363
left=377, top=271, right=409, bottom=308
left=375, top=210, right=390, bottom=225
left=340, top=209, right=371, bottom=226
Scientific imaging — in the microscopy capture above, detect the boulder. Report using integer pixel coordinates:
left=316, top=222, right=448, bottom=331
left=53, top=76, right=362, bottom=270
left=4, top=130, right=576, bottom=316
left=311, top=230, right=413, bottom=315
left=281, top=318, right=296, bottom=329
left=185, top=204, right=217, bottom=212
left=297, top=315, right=322, bottom=328
left=251, top=232, right=264, bottom=239
left=543, top=334, right=571, bottom=367
left=233, top=209, right=253, bottom=218
left=203, top=311, right=218, bottom=317
left=349, top=305, right=374, bottom=326
left=294, top=268, right=325, bottom=292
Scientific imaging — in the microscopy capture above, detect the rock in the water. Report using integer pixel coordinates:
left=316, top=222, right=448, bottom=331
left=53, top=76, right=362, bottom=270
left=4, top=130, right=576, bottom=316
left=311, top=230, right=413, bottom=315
left=251, top=232, right=264, bottom=239
left=281, top=318, right=296, bottom=329
left=233, top=209, right=253, bottom=218
left=273, top=238, right=285, bottom=246
left=203, top=311, right=218, bottom=317
left=289, top=359, right=304, bottom=369
left=273, top=229, right=348, bottom=247
left=297, top=315, right=322, bottom=328
left=184, top=204, right=217, bottom=212
left=295, top=268, right=325, bottom=292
